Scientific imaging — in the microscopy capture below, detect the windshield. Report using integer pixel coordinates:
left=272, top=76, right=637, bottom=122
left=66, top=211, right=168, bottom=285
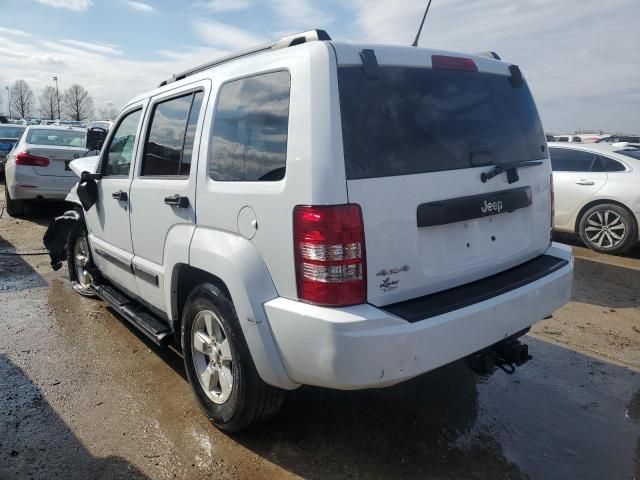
left=338, top=66, right=546, bottom=179
left=617, top=149, right=640, bottom=160
left=26, top=129, right=86, bottom=147
left=0, top=126, right=26, bottom=139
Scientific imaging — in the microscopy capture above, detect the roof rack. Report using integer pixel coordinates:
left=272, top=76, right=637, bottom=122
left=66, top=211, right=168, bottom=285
left=159, top=29, right=331, bottom=87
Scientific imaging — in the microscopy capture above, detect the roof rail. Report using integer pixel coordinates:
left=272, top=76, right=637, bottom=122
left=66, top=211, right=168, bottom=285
left=475, top=51, right=502, bottom=60
left=159, top=29, right=331, bottom=87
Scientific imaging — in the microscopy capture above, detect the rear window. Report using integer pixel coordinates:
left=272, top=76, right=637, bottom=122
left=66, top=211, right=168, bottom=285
left=26, top=129, right=85, bottom=147
left=0, top=126, right=26, bottom=138
left=338, top=66, right=546, bottom=180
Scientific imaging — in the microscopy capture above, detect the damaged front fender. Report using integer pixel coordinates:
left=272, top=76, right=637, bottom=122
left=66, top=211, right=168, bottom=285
left=43, top=210, right=81, bottom=271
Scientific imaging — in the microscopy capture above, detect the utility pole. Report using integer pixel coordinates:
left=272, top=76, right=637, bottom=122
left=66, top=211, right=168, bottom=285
left=53, top=76, right=60, bottom=119
left=5, top=86, right=10, bottom=118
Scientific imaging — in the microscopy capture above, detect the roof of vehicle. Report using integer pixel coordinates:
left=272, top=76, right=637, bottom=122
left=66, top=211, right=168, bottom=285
left=25, top=125, right=86, bottom=132
left=548, top=142, right=640, bottom=162
left=124, top=29, right=514, bottom=110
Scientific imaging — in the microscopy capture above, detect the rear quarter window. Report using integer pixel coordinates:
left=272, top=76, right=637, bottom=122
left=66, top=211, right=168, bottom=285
left=209, top=71, right=290, bottom=182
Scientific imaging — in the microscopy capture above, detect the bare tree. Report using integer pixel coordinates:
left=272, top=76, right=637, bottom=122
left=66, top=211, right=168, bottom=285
left=10, top=79, right=35, bottom=119
left=39, top=86, right=58, bottom=120
left=97, top=102, right=119, bottom=121
left=62, top=84, right=95, bottom=121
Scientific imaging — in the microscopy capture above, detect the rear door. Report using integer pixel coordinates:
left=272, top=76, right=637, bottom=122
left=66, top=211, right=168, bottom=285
left=549, top=147, right=607, bottom=228
left=335, top=53, right=552, bottom=306
left=128, top=82, right=208, bottom=312
left=85, top=104, right=146, bottom=295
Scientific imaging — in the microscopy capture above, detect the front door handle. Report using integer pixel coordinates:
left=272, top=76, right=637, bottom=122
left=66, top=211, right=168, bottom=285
left=575, top=180, right=595, bottom=186
left=112, top=190, right=128, bottom=201
left=164, top=194, right=189, bottom=208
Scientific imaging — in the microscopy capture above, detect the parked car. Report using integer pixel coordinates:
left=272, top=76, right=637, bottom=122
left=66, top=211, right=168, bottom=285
left=0, top=124, right=26, bottom=173
left=43, top=30, right=573, bottom=432
left=4, top=125, right=87, bottom=216
left=597, top=135, right=640, bottom=144
left=550, top=142, right=640, bottom=254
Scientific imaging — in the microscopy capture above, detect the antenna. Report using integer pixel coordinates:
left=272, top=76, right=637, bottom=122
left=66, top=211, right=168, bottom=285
left=411, top=0, right=433, bottom=47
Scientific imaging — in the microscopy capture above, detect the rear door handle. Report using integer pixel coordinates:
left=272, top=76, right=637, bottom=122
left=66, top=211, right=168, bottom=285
left=112, top=190, right=128, bottom=201
left=164, top=194, right=189, bottom=208
left=575, top=180, right=595, bottom=186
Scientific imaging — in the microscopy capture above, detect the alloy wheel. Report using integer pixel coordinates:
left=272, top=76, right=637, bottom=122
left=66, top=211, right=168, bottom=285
left=191, top=310, right=234, bottom=404
left=584, top=210, right=626, bottom=249
left=73, top=236, right=93, bottom=287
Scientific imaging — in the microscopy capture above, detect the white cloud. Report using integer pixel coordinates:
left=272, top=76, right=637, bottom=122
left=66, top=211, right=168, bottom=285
left=192, top=19, right=267, bottom=50
left=60, top=39, right=122, bottom=55
left=125, top=1, right=155, bottom=13
left=0, top=27, right=32, bottom=37
left=34, top=0, right=92, bottom=11
left=194, top=0, right=251, bottom=13
left=271, top=0, right=334, bottom=31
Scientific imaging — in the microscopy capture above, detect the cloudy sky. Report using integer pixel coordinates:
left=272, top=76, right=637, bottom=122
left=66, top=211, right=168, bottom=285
left=1, top=0, right=638, bottom=133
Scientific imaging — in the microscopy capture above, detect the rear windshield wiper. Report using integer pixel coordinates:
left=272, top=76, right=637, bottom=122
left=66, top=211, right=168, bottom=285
left=480, top=159, right=544, bottom=184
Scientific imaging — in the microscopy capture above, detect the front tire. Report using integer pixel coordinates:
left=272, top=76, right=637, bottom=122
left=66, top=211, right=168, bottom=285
left=181, top=284, right=285, bottom=432
left=5, top=183, right=25, bottom=217
left=67, top=222, right=97, bottom=297
left=579, top=203, right=637, bottom=255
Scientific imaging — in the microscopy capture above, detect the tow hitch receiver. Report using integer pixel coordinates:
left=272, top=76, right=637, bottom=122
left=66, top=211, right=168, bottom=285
left=465, top=331, right=531, bottom=376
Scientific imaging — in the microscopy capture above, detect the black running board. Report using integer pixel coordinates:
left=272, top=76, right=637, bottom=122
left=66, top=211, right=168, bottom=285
left=91, top=283, right=172, bottom=346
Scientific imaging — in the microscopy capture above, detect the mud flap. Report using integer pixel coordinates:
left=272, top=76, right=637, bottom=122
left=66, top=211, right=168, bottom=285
left=43, top=210, right=81, bottom=271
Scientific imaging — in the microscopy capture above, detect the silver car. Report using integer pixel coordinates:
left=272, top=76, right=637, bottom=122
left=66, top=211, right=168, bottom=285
left=550, top=142, right=640, bottom=254
left=4, top=125, right=87, bottom=216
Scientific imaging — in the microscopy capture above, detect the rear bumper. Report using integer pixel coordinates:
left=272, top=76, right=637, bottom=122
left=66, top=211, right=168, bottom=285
left=265, top=243, right=573, bottom=390
left=6, top=166, right=77, bottom=200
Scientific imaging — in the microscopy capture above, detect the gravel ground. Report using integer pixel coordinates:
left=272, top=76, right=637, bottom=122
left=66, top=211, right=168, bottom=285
left=1, top=184, right=639, bottom=480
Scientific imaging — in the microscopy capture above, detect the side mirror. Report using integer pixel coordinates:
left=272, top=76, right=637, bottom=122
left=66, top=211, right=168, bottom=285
left=77, top=170, right=99, bottom=210
left=80, top=171, right=101, bottom=182
left=86, top=127, right=108, bottom=152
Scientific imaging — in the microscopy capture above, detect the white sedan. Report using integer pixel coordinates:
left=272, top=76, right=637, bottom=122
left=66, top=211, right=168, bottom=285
left=550, top=142, right=640, bottom=254
left=4, top=125, right=87, bottom=217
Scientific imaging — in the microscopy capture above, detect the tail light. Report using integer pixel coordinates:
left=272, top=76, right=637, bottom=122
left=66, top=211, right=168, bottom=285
left=431, top=55, right=478, bottom=72
left=16, top=152, right=49, bottom=167
left=550, top=174, right=555, bottom=242
left=293, top=204, right=366, bottom=307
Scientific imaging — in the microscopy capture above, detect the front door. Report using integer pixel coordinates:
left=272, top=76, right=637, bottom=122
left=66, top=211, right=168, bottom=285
left=129, top=84, right=208, bottom=312
left=85, top=105, right=146, bottom=295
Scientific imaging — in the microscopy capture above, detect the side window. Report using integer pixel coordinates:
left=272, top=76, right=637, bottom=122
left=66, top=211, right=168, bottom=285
left=557, top=137, right=569, bottom=142
left=590, top=156, right=605, bottom=172
left=141, top=91, right=204, bottom=177
left=549, top=148, right=597, bottom=172
left=209, top=71, right=291, bottom=181
left=103, top=109, right=142, bottom=176
left=602, top=156, right=626, bottom=172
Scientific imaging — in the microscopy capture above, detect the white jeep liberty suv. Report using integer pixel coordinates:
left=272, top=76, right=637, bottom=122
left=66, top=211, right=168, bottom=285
left=44, top=30, right=574, bottom=431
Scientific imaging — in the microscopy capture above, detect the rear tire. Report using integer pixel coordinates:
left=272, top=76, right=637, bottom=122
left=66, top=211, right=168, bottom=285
left=5, top=183, right=25, bottom=217
left=579, top=203, right=637, bottom=255
left=181, top=283, right=285, bottom=432
left=67, top=222, right=97, bottom=297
